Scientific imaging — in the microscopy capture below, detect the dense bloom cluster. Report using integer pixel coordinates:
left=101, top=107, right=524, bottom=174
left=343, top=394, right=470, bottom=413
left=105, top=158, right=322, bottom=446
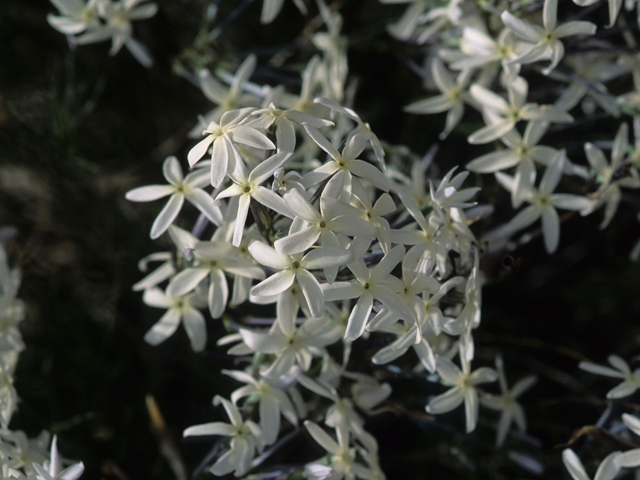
left=40, top=0, right=640, bottom=477
left=0, top=235, right=84, bottom=479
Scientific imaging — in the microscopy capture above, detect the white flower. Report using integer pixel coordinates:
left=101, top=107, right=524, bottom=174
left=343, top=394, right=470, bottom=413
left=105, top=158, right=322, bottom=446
left=430, top=168, right=479, bottom=210
left=498, top=151, right=593, bottom=253
left=249, top=104, right=333, bottom=153
left=322, top=242, right=416, bottom=341
left=349, top=181, right=395, bottom=254
left=467, top=121, right=557, bottom=208
left=380, top=0, right=431, bottom=41
left=404, top=58, right=473, bottom=140
left=223, top=369, right=298, bottom=445
left=32, top=436, right=84, bottom=480
left=238, top=317, right=341, bottom=378
left=125, top=156, right=222, bottom=239
left=184, top=396, right=265, bottom=478
left=275, top=188, right=375, bottom=258
left=189, top=55, right=262, bottom=137
left=451, top=27, right=520, bottom=77
left=302, top=126, right=389, bottom=198
left=188, top=108, right=275, bottom=188
left=480, top=356, right=537, bottom=447
left=215, top=151, right=293, bottom=247
left=76, top=0, right=158, bottom=67
left=501, top=0, right=597, bottom=74
left=426, top=348, right=498, bottom=433
left=468, top=76, right=573, bottom=144
left=579, top=354, right=640, bottom=399
left=47, top=0, right=100, bottom=35
left=582, top=123, right=640, bottom=229
left=166, top=241, right=265, bottom=319
left=314, top=97, right=386, bottom=170
left=391, top=192, right=448, bottom=274
left=304, top=421, right=377, bottom=480
left=142, top=287, right=208, bottom=351
left=248, top=240, right=353, bottom=318
left=0, top=430, right=50, bottom=474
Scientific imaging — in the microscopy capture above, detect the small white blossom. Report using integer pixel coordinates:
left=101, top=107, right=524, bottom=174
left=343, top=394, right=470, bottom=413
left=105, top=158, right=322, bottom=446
left=184, top=396, right=265, bottom=478
left=579, top=354, right=640, bottom=399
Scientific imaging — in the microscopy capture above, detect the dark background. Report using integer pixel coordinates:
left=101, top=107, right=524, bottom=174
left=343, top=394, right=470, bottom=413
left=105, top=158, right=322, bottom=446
left=1, top=0, right=640, bottom=478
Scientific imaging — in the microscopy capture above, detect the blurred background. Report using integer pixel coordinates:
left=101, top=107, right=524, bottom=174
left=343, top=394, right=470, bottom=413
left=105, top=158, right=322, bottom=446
left=2, top=0, right=640, bottom=478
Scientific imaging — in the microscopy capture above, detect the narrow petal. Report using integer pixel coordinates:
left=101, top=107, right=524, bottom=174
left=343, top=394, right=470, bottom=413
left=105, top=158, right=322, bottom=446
left=470, top=84, right=510, bottom=114
left=371, top=245, right=405, bottom=282
left=229, top=125, right=275, bottom=150
left=593, top=452, right=620, bottom=480
left=186, top=189, right=223, bottom=225
left=348, top=160, right=390, bottom=192
left=199, top=69, right=227, bottom=103
left=322, top=282, right=363, bottom=301
left=345, top=293, right=374, bottom=340
left=579, top=362, right=625, bottom=378
left=188, top=136, right=214, bottom=167
left=550, top=194, right=592, bottom=212
left=248, top=241, right=290, bottom=269
left=251, top=270, right=296, bottom=297
left=302, top=247, right=353, bottom=269
left=251, top=187, right=294, bottom=218
left=554, top=21, right=597, bottom=38
left=543, top=0, right=558, bottom=31
left=562, top=449, right=591, bottom=480
left=507, top=205, right=541, bottom=233
left=274, top=226, right=320, bottom=255
left=239, top=329, right=287, bottom=353
left=426, top=386, right=464, bottom=414
left=249, top=151, right=292, bottom=185
left=144, top=309, right=181, bottom=345
left=468, top=119, right=515, bottom=144
left=404, top=95, right=454, bottom=114
left=606, top=381, right=638, bottom=399
left=511, top=375, right=537, bottom=397
left=260, top=396, right=281, bottom=445
left=463, top=388, right=479, bottom=432
left=616, top=449, right=640, bottom=468
left=184, top=422, right=235, bottom=437
left=183, top=307, right=207, bottom=351
left=150, top=194, right=184, bottom=239
left=211, top=137, right=231, bottom=188
left=296, top=269, right=324, bottom=318
left=501, top=11, right=544, bottom=43
left=304, top=421, right=340, bottom=455
left=142, top=287, right=172, bottom=308
left=623, top=413, right=640, bottom=436
left=303, top=124, right=341, bottom=161
left=283, top=188, right=321, bottom=223
left=435, top=356, right=463, bottom=385
left=126, top=185, right=175, bottom=202
left=541, top=206, right=560, bottom=253
left=166, top=267, right=210, bottom=298
left=208, top=269, right=229, bottom=319
left=467, top=151, right=520, bottom=173
left=232, top=194, right=251, bottom=247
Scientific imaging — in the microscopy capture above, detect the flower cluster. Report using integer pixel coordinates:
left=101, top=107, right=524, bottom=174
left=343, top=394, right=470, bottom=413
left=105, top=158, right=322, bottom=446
left=47, top=0, right=157, bottom=66
left=43, top=0, right=640, bottom=475
left=0, top=233, right=84, bottom=479
left=127, top=32, right=543, bottom=472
